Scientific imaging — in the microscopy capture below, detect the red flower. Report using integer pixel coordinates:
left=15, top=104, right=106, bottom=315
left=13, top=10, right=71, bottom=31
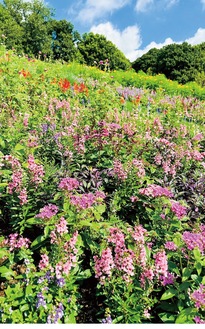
left=59, top=78, right=70, bottom=92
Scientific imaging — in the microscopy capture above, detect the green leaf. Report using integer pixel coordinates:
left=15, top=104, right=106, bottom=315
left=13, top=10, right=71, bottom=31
left=31, top=234, right=47, bottom=250
left=160, top=288, right=177, bottom=300
left=0, top=266, right=15, bottom=279
left=179, top=281, right=191, bottom=292
left=175, top=308, right=195, bottom=324
left=193, top=248, right=201, bottom=261
left=182, top=267, right=193, bottom=282
left=158, top=312, right=176, bottom=323
left=65, top=312, right=76, bottom=324
left=195, top=262, right=202, bottom=275
left=0, top=248, right=9, bottom=259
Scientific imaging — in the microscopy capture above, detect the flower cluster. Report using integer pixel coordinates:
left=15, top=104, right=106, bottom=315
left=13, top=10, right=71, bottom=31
left=69, top=191, right=105, bottom=210
left=50, top=217, right=68, bottom=243
left=55, top=231, right=79, bottom=278
left=47, top=303, right=64, bottom=323
left=182, top=229, right=205, bottom=253
left=170, top=200, right=187, bottom=219
left=112, top=159, right=128, bottom=181
left=4, top=233, right=30, bottom=251
left=58, top=177, right=80, bottom=191
left=94, top=248, right=115, bottom=284
left=36, top=204, right=58, bottom=219
left=27, top=155, right=44, bottom=185
left=190, top=285, right=205, bottom=310
left=139, top=184, right=173, bottom=198
left=4, top=155, right=28, bottom=205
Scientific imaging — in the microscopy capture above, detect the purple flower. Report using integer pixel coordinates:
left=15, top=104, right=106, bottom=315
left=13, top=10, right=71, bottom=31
left=102, top=316, right=112, bottom=324
left=36, top=292, right=46, bottom=309
left=56, top=277, right=66, bottom=287
left=36, top=204, right=58, bottom=219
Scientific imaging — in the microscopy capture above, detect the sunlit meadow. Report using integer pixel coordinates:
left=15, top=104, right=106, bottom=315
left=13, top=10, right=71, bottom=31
left=0, top=46, right=205, bottom=324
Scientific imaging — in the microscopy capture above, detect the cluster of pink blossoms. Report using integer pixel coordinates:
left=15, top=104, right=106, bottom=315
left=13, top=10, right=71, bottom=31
left=139, top=184, right=173, bottom=198
left=190, top=284, right=205, bottom=310
left=112, top=160, right=128, bottom=181
left=50, top=217, right=68, bottom=243
left=58, top=177, right=79, bottom=191
left=164, top=241, right=177, bottom=251
left=69, top=191, right=106, bottom=210
left=132, top=159, right=145, bottom=178
left=182, top=225, right=205, bottom=253
left=4, top=155, right=28, bottom=205
left=170, top=200, right=187, bottom=219
left=4, top=233, right=30, bottom=251
left=154, top=250, right=168, bottom=278
left=55, top=231, right=79, bottom=278
left=94, top=248, right=115, bottom=284
left=39, top=254, right=51, bottom=271
left=27, top=154, right=44, bottom=185
left=94, top=228, right=135, bottom=283
left=36, top=204, right=58, bottom=219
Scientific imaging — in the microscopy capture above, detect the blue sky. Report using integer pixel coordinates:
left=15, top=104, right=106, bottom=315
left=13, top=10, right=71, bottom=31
left=16, top=1, right=205, bottom=61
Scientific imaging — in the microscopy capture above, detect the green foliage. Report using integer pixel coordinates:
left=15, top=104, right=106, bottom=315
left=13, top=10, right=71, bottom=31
left=77, top=32, right=131, bottom=70
left=0, top=47, right=205, bottom=324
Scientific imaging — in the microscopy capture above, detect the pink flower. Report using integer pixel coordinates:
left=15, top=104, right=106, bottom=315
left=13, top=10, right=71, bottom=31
left=112, top=159, right=127, bottom=181
left=182, top=231, right=204, bottom=253
left=56, top=217, right=68, bottom=235
left=28, top=155, right=44, bottom=185
left=18, top=188, right=28, bottom=205
left=164, top=241, right=177, bottom=251
left=4, top=233, right=30, bottom=251
left=139, top=184, right=173, bottom=198
left=58, top=177, right=79, bottom=191
left=39, top=254, right=49, bottom=270
left=170, top=200, right=187, bottom=219
left=190, top=285, right=205, bottom=309
left=94, top=247, right=115, bottom=284
left=36, top=204, right=58, bottom=219
left=154, top=250, right=168, bottom=278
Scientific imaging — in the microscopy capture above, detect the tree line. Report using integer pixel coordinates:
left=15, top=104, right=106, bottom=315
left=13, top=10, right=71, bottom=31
left=0, top=0, right=130, bottom=70
left=1, top=0, right=205, bottom=85
left=132, top=42, right=205, bottom=86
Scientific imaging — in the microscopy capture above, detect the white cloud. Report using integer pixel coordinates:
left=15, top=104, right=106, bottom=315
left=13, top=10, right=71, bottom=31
left=185, top=28, right=205, bottom=45
left=165, top=0, right=179, bottom=8
left=135, top=0, right=179, bottom=12
left=90, top=22, right=142, bottom=61
left=201, top=0, right=205, bottom=9
left=74, top=0, right=130, bottom=24
left=135, top=0, right=153, bottom=12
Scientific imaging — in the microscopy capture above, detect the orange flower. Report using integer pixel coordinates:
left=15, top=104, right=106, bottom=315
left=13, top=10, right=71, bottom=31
left=120, top=97, right=125, bottom=104
left=19, top=69, right=31, bottom=78
left=59, top=78, right=70, bottom=92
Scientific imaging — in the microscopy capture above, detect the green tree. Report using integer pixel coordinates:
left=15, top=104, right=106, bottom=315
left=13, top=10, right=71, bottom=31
left=0, top=0, right=24, bottom=52
left=22, top=0, right=54, bottom=57
left=47, top=19, right=82, bottom=62
left=132, top=48, right=159, bottom=75
left=157, top=42, right=196, bottom=84
left=77, top=32, right=130, bottom=70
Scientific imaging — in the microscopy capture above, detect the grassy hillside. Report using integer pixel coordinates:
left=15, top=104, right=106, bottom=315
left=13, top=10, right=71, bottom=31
left=0, top=46, right=205, bottom=324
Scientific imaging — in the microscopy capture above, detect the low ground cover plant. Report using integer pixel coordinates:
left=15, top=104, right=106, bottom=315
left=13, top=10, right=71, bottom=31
left=0, top=46, right=205, bottom=323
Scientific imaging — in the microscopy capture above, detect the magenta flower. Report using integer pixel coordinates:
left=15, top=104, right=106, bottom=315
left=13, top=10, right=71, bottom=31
left=94, top=247, right=115, bottom=284
left=190, top=285, right=205, bottom=309
left=164, top=241, right=177, bottom=251
left=4, top=233, right=30, bottom=251
left=58, top=177, right=79, bottom=191
left=139, top=184, right=173, bottom=198
left=170, top=200, right=187, bottom=219
left=154, top=250, right=168, bottom=278
left=36, top=204, right=58, bottom=219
